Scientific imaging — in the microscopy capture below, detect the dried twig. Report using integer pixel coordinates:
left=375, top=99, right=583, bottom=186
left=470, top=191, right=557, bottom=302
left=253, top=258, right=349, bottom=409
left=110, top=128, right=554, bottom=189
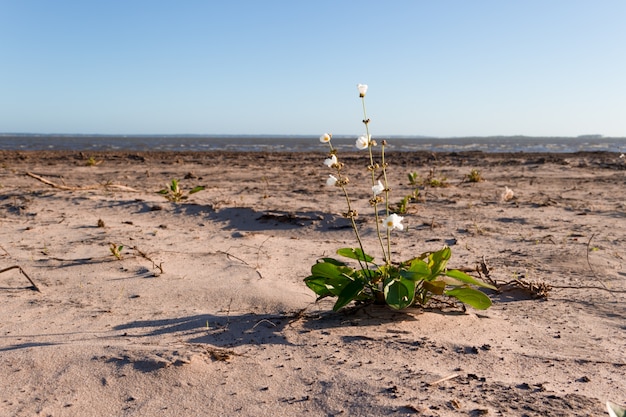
left=429, top=373, right=459, bottom=386
left=26, top=172, right=139, bottom=192
left=0, top=265, right=41, bottom=292
left=132, top=246, right=164, bottom=275
left=217, top=249, right=264, bottom=279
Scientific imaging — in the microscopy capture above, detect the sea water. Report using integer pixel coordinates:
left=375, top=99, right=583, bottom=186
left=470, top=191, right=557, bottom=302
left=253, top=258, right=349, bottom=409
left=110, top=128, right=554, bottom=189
left=1, top=134, right=625, bottom=153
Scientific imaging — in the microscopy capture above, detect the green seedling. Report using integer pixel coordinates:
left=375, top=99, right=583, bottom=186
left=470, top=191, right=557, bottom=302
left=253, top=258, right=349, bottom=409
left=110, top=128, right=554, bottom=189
left=110, top=243, right=124, bottom=260
left=157, top=179, right=205, bottom=203
left=465, top=168, right=484, bottom=183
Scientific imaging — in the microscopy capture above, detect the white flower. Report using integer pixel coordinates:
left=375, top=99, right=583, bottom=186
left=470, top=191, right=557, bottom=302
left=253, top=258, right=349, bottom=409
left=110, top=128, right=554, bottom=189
left=372, top=180, right=384, bottom=195
left=384, top=213, right=404, bottom=231
left=357, top=84, right=368, bottom=97
left=324, top=154, right=337, bottom=167
left=320, top=133, right=331, bottom=143
left=356, top=135, right=370, bottom=150
left=326, top=174, right=338, bottom=187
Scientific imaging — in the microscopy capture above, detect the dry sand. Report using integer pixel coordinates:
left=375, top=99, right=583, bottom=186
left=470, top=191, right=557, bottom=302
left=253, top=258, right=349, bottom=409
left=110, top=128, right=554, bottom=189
left=0, top=150, right=625, bottom=416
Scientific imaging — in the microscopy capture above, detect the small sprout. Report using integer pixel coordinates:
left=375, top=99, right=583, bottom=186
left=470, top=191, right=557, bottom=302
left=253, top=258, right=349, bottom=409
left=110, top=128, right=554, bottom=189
left=465, top=169, right=484, bottom=183
left=158, top=179, right=205, bottom=203
left=409, top=170, right=448, bottom=188
left=428, top=177, right=448, bottom=188
left=395, top=195, right=411, bottom=214
left=86, top=156, right=102, bottom=166
left=110, top=243, right=124, bottom=260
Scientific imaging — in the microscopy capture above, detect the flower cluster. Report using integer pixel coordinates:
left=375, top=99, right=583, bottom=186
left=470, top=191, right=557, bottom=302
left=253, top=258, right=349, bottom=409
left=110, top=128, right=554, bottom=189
left=320, top=129, right=403, bottom=233
left=304, top=84, right=495, bottom=312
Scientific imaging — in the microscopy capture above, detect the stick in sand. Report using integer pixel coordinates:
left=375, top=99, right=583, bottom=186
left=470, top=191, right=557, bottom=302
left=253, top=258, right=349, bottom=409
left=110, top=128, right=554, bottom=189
left=428, top=373, right=459, bottom=386
left=25, top=172, right=139, bottom=192
left=0, top=265, right=41, bottom=292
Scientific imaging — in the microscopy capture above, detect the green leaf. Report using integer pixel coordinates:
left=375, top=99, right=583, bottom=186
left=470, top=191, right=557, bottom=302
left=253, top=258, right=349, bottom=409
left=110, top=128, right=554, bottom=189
left=333, top=279, right=365, bottom=311
left=336, top=248, right=374, bottom=263
left=423, top=280, right=446, bottom=295
left=189, top=185, right=205, bottom=194
left=318, top=257, right=348, bottom=267
left=303, top=276, right=334, bottom=298
left=157, top=189, right=169, bottom=195
left=310, top=261, right=348, bottom=279
left=401, top=258, right=431, bottom=281
left=445, top=269, right=497, bottom=290
left=428, top=247, right=451, bottom=276
left=384, top=277, right=416, bottom=310
left=304, top=273, right=352, bottom=297
left=445, top=288, right=492, bottom=310
left=307, top=261, right=355, bottom=297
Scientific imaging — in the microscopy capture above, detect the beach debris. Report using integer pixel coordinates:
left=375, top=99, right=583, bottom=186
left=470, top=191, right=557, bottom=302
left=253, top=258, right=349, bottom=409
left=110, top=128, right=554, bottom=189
left=476, top=257, right=551, bottom=298
left=26, top=171, right=139, bottom=192
left=257, top=211, right=322, bottom=226
left=428, top=373, right=459, bottom=386
left=498, top=278, right=551, bottom=299
left=501, top=186, right=515, bottom=202
left=0, top=265, right=41, bottom=292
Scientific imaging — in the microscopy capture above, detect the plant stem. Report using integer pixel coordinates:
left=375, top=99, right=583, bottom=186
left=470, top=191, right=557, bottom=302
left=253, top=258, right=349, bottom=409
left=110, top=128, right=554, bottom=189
left=340, top=184, right=369, bottom=273
left=360, top=96, right=388, bottom=265
left=327, top=142, right=369, bottom=273
left=380, top=142, right=392, bottom=264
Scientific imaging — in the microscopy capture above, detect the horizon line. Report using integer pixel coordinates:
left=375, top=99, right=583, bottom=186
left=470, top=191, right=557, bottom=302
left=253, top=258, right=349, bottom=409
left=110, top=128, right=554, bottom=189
left=1, top=132, right=622, bottom=139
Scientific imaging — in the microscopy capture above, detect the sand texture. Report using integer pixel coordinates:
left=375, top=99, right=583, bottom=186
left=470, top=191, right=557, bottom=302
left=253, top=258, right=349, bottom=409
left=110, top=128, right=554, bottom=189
left=0, top=150, right=625, bottom=416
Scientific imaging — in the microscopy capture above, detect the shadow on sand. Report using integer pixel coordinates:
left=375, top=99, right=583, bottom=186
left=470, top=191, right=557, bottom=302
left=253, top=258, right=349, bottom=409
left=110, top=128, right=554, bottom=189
left=111, top=305, right=433, bottom=350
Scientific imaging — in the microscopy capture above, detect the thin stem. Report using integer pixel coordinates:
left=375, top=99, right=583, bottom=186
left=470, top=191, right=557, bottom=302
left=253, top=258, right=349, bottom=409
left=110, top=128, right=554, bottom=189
left=327, top=142, right=369, bottom=273
left=360, top=96, right=388, bottom=265
left=339, top=184, right=369, bottom=272
left=380, top=143, right=392, bottom=264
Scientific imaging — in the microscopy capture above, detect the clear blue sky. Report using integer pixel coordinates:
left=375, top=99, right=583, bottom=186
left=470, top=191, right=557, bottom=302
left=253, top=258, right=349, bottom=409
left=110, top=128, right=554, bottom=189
left=1, top=0, right=625, bottom=137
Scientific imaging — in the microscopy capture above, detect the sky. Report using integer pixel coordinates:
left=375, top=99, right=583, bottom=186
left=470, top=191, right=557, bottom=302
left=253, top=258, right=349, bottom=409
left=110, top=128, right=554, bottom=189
left=1, top=0, right=625, bottom=137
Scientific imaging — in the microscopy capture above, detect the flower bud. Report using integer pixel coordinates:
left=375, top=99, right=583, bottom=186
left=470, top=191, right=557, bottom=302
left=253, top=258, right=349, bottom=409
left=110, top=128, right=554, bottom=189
left=357, top=84, right=368, bottom=97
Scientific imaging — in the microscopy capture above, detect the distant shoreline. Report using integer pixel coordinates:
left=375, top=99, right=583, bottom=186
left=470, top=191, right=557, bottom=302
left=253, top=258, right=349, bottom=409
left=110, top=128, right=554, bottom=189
left=1, top=134, right=625, bottom=153
left=1, top=132, right=623, bottom=139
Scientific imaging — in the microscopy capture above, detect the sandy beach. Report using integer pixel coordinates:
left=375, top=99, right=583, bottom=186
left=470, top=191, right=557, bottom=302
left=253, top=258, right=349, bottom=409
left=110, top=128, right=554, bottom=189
left=0, top=149, right=624, bottom=416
